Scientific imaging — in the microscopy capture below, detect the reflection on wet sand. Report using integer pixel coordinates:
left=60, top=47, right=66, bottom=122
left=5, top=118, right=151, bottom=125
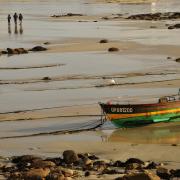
left=107, top=122, right=180, bottom=144
left=8, top=23, right=11, bottom=34
left=19, top=23, right=23, bottom=34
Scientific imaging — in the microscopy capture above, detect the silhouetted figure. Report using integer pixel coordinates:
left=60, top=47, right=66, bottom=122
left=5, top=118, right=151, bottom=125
left=19, top=13, right=23, bottom=24
left=13, top=13, right=18, bottom=24
left=14, top=23, right=18, bottom=34
left=7, top=14, right=11, bottom=24
left=8, top=23, right=11, bottom=34
left=19, top=23, right=23, bottom=34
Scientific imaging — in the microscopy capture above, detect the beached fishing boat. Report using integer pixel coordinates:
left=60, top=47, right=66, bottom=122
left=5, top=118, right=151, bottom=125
left=99, top=90, right=180, bottom=128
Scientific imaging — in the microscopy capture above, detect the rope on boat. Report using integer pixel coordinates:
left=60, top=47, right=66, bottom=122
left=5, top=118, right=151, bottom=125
left=0, top=118, right=106, bottom=140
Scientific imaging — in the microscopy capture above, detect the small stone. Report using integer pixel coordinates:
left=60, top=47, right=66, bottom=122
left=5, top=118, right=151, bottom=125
left=167, top=57, right=171, bottom=59
left=175, top=58, right=180, bottom=62
left=85, top=171, right=90, bottom=177
left=44, top=42, right=50, bottom=45
left=99, top=39, right=108, bottom=43
left=108, top=47, right=119, bottom=52
left=42, top=77, right=51, bottom=81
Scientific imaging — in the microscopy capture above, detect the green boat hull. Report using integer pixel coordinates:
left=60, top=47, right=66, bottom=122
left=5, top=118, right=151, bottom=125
left=112, top=112, right=180, bottom=128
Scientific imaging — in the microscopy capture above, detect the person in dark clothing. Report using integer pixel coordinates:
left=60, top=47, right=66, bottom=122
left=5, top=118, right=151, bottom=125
left=13, top=13, right=18, bottom=24
left=7, top=14, right=11, bottom=24
left=19, top=13, right=23, bottom=24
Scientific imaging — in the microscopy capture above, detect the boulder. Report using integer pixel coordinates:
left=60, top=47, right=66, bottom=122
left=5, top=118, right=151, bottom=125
left=29, top=46, right=47, bottom=52
left=63, top=150, right=78, bottom=164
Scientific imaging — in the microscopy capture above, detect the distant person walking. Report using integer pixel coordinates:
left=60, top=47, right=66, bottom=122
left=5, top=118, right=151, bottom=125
left=19, top=13, right=23, bottom=24
left=13, top=12, right=18, bottom=24
left=7, top=14, right=11, bottom=24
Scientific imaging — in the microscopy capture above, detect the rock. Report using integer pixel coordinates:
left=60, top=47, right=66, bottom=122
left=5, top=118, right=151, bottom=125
left=1, top=51, right=7, bottom=54
left=125, top=163, right=142, bottom=171
left=93, top=160, right=107, bottom=171
left=116, top=171, right=160, bottom=180
left=113, top=160, right=125, bottom=167
left=12, top=155, right=42, bottom=164
left=145, top=162, right=158, bottom=169
left=61, top=168, right=73, bottom=177
left=102, top=168, right=119, bottom=175
left=31, top=160, right=56, bottom=168
left=46, top=173, right=65, bottom=180
left=175, top=58, right=180, bottom=62
left=30, top=46, right=47, bottom=52
left=167, top=57, right=171, bottom=59
left=44, top=42, right=50, bottom=45
left=168, top=23, right=180, bottom=29
left=6, top=48, right=14, bottom=54
left=88, top=154, right=99, bottom=160
left=150, top=26, right=157, bottom=28
left=156, top=167, right=171, bottom=179
left=63, top=150, right=78, bottom=164
left=99, top=39, right=108, bottom=43
left=108, top=47, right=119, bottom=52
left=84, top=171, right=91, bottom=177
left=24, top=168, right=50, bottom=179
left=125, top=158, right=144, bottom=166
left=127, top=12, right=180, bottom=21
left=42, top=77, right=51, bottom=81
left=170, top=169, right=180, bottom=177
left=45, top=157, right=63, bottom=166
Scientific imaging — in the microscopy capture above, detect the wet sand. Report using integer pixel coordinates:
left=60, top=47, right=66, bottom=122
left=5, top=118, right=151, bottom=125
left=0, top=0, right=180, bottom=175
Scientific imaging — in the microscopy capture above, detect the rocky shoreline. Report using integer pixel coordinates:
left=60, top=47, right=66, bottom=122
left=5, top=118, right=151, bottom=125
left=0, top=46, right=47, bottom=56
left=0, top=150, right=180, bottom=180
